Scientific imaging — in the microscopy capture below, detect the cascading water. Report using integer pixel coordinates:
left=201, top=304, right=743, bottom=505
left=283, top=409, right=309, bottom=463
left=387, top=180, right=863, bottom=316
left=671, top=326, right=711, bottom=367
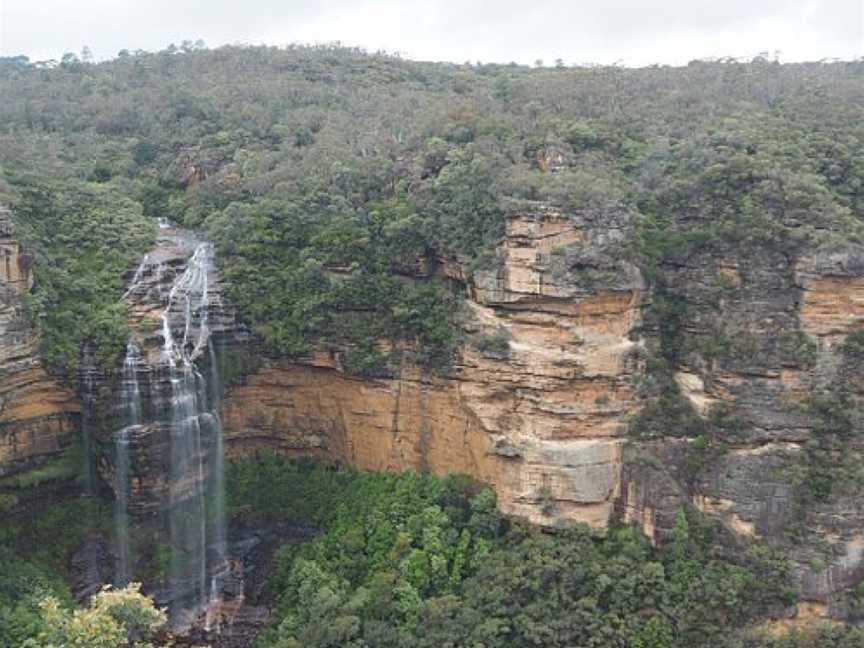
left=113, top=342, right=142, bottom=586
left=80, top=367, right=97, bottom=495
left=122, top=254, right=149, bottom=300
left=158, top=241, right=228, bottom=626
left=114, top=235, right=228, bottom=630
left=202, top=337, right=228, bottom=633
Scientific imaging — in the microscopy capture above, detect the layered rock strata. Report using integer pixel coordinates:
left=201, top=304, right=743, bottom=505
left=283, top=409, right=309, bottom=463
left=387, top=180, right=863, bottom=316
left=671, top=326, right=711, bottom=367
left=222, top=208, right=864, bottom=618
left=0, top=207, right=79, bottom=478
left=617, top=244, right=864, bottom=619
left=223, top=205, right=645, bottom=528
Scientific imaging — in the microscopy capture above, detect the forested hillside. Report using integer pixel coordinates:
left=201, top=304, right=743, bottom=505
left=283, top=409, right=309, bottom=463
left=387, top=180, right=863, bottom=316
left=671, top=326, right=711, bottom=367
left=1, top=47, right=861, bottom=373
left=2, top=46, right=864, bottom=647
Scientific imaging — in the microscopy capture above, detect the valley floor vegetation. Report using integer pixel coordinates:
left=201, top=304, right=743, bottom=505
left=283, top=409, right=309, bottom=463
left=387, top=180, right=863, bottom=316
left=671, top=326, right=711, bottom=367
left=225, top=454, right=856, bottom=648
left=2, top=455, right=863, bottom=647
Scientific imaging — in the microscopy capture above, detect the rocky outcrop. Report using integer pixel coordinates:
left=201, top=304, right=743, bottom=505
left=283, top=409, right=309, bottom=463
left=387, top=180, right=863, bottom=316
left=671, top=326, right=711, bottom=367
left=798, top=245, right=864, bottom=345
left=616, top=242, right=864, bottom=619
left=5, top=194, right=863, bottom=621
left=224, top=204, right=645, bottom=528
left=0, top=207, right=79, bottom=479
left=222, top=207, right=864, bottom=619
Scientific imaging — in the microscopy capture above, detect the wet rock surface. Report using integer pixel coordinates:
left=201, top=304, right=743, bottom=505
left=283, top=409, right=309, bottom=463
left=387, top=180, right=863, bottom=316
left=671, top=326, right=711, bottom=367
left=169, top=520, right=315, bottom=647
left=71, top=534, right=114, bottom=601
left=80, top=223, right=248, bottom=628
left=87, top=224, right=246, bottom=518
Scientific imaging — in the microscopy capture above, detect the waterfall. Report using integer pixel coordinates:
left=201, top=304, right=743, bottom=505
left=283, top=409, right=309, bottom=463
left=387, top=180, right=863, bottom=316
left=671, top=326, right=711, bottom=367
left=122, top=254, right=149, bottom=300
left=205, top=339, right=227, bottom=609
left=158, top=242, right=228, bottom=625
left=80, top=368, right=97, bottom=495
left=115, top=237, right=228, bottom=629
left=114, top=342, right=142, bottom=586
left=161, top=243, right=211, bottom=365
left=168, top=366, right=209, bottom=617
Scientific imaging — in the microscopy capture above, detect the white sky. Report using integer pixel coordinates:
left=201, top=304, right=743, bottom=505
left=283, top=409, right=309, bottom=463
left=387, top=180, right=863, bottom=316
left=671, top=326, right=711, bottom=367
left=0, top=0, right=862, bottom=66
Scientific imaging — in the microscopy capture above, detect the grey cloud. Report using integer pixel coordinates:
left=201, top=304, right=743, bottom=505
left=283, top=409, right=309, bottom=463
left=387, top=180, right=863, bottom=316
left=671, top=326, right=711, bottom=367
left=0, top=0, right=861, bottom=65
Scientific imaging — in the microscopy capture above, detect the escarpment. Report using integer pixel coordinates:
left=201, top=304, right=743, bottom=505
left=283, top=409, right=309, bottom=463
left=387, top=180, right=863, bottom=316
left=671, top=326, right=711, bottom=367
left=3, top=194, right=864, bottom=621
left=0, top=201, right=863, bottom=627
left=218, top=204, right=864, bottom=620
left=619, top=242, right=864, bottom=620
left=0, top=207, right=79, bottom=480
left=215, top=203, right=639, bottom=529
left=222, top=204, right=645, bottom=528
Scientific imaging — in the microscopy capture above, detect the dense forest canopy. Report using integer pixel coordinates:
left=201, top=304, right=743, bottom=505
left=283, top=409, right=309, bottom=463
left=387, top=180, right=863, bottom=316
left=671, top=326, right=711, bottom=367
left=6, top=454, right=863, bottom=648
left=0, top=45, right=861, bottom=372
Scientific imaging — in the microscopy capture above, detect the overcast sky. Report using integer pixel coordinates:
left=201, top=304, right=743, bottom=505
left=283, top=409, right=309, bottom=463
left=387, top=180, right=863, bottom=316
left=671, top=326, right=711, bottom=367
left=0, top=0, right=862, bottom=66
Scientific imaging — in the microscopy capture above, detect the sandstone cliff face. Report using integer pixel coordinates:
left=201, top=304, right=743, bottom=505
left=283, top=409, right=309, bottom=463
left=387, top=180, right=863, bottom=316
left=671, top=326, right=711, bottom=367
left=4, top=197, right=863, bottom=620
left=223, top=205, right=645, bottom=528
left=222, top=208, right=864, bottom=619
left=0, top=207, right=79, bottom=478
left=616, top=243, right=864, bottom=620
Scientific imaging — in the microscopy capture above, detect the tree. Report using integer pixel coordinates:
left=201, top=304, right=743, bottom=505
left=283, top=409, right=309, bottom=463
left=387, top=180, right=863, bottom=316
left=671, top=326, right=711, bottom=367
left=22, top=583, right=166, bottom=648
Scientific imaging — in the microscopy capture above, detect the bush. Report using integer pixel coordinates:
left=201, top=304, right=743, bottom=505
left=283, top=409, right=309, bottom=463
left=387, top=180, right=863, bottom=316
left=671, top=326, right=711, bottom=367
left=11, top=178, right=156, bottom=371
left=26, top=583, right=166, bottom=648
left=0, top=444, right=83, bottom=490
left=474, top=329, right=511, bottom=357
left=839, top=329, right=864, bottom=357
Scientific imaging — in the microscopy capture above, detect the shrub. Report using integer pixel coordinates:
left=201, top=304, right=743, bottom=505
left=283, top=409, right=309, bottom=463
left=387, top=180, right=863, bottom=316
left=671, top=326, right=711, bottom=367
left=839, top=329, right=864, bottom=357
left=27, top=584, right=166, bottom=648
left=474, top=329, right=511, bottom=358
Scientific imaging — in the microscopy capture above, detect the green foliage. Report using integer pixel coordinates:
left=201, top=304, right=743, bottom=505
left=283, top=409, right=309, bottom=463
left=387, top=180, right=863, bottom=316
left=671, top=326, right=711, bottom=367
left=5, top=50, right=862, bottom=374
left=756, top=625, right=864, bottom=648
left=23, top=583, right=166, bottom=648
left=0, top=492, right=18, bottom=513
left=226, top=456, right=794, bottom=648
left=809, top=391, right=860, bottom=440
left=651, top=290, right=692, bottom=363
left=209, top=196, right=461, bottom=373
left=473, top=328, right=511, bottom=358
left=0, top=498, right=111, bottom=576
left=791, top=390, right=864, bottom=505
left=418, top=145, right=505, bottom=257
left=562, top=120, right=607, bottom=152
left=779, top=330, right=819, bottom=368
left=839, top=329, right=864, bottom=358
left=342, top=341, right=393, bottom=378
left=7, top=177, right=156, bottom=371
left=0, top=497, right=129, bottom=646
left=0, top=547, right=71, bottom=648
left=1, top=48, right=862, bottom=375
left=628, top=364, right=705, bottom=440
left=0, top=444, right=84, bottom=490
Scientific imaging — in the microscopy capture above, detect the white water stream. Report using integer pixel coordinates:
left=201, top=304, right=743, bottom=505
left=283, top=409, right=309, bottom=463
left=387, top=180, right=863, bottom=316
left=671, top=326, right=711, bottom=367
left=115, top=237, right=227, bottom=628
